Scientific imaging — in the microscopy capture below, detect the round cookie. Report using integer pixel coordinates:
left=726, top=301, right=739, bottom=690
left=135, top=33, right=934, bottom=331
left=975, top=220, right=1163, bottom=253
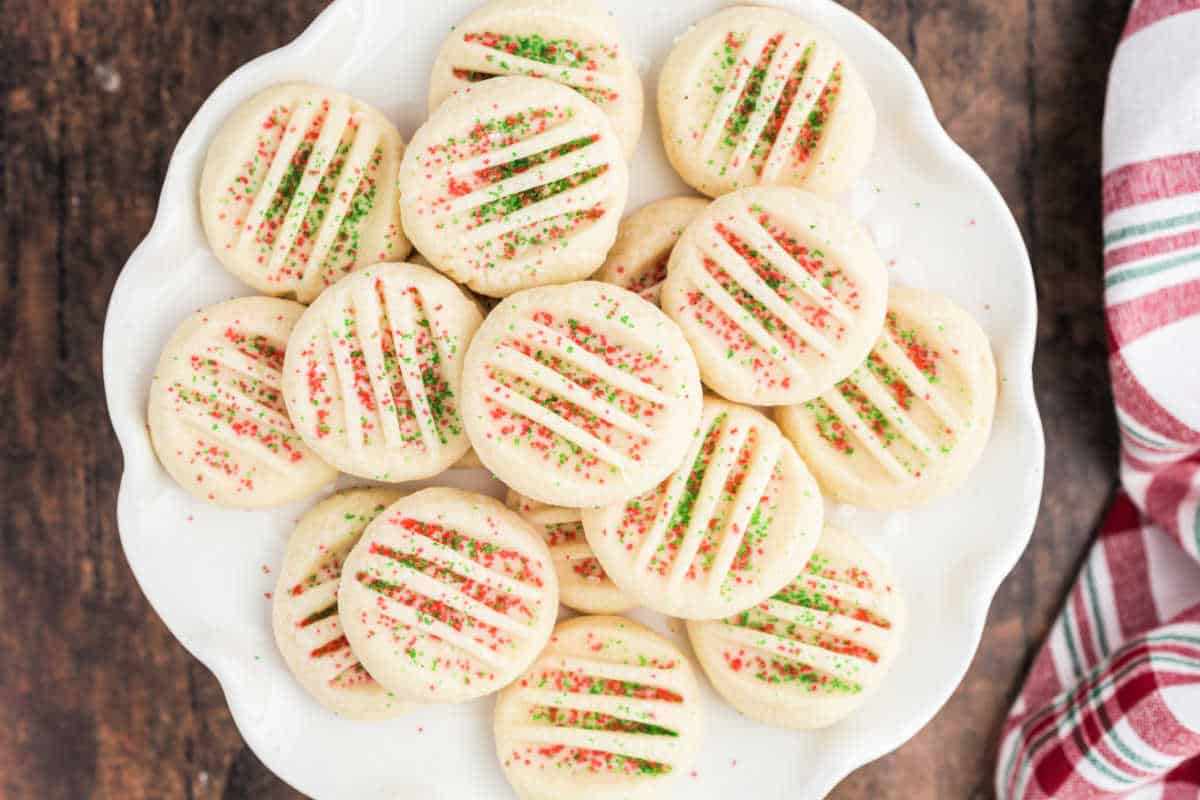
left=272, top=488, right=414, bottom=719
left=506, top=490, right=635, bottom=614
left=582, top=396, right=823, bottom=620
left=338, top=487, right=558, bottom=703
left=199, top=83, right=410, bottom=303
left=460, top=281, right=703, bottom=508
left=594, top=196, right=708, bottom=305
left=494, top=615, right=704, bottom=800
left=281, top=262, right=483, bottom=482
left=657, top=6, right=875, bottom=198
left=428, top=0, right=644, bottom=157
left=662, top=186, right=887, bottom=405
left=776, top=287, right=997, bottom=510
left=687, top=525, right=905, bottom=729
left=147, top=296, right=337, bottom=508
left=399, top=76, right=630, bottom=298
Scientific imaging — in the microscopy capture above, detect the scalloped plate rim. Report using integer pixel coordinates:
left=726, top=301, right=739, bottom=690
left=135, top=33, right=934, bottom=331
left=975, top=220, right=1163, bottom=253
left=103, top=1, right=1044, bottom=797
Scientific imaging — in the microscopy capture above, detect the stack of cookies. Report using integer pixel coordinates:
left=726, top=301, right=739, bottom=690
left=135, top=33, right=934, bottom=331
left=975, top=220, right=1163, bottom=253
left=145, top=2, right=998, bottom=797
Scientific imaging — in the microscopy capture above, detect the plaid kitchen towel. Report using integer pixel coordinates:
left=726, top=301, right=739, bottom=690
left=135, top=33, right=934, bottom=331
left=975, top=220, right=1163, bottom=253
left=995, top=1, right=1200, bottom=797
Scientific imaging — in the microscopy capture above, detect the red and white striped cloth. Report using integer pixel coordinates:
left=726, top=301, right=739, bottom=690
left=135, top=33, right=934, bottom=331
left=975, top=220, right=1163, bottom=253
left=995, top=1, right=1200, bottom=797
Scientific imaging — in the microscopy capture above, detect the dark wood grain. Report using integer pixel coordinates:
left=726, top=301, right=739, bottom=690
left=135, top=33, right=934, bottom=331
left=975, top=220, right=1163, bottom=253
left=0, top=1, right=1127, bottom=797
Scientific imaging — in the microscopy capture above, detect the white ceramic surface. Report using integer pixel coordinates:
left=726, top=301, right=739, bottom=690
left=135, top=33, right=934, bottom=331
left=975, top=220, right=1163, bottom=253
left=102, top=1, right=1044, bottom=798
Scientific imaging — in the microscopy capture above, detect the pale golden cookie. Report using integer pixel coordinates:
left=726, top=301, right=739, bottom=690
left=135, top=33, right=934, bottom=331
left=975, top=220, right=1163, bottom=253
left=687, top=525, right=904, bottom=729
left=199, top=83, right=410, bottom=303
left=460, top=281, right=703, bottom=508
left=399, top=76, right=629, bottom=298
left=594, top=196, right=708, bottom=305
left=281, top=263, right=482, bottom=482
left=428, top=0, right=644, bottom=157
left=494, top=616, right=704, bottom=800
left=338, top=487, right=558, bottom=703
left=272, top=488, right=414, bottom=719
left=776, top=287, right=997, bottom=510
left=661, top=186, right=887, bottom=405
left=147, top=296, right=337, bottom=508
left=658, top=6, right=874, bottom=198
left=582, top=396, right=823, bottom=620
left=506, top=490, right=635, bottom=614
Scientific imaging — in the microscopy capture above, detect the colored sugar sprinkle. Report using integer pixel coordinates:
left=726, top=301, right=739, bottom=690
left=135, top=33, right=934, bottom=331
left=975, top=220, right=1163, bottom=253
left=300, top=281, right=461, bottom=448
left=457, top=32, right=621, bottom=105
left=571, top=557, right=608, bottom=582
left=617, top=412, right=780, bottom=585
left=839, top=381, right=898, bottom=447
left=803, top=309, right=952, bottom=465
left=722, top=34, right=784, bottom=151
left=884, top=311, right=940, bottom=381
left=717, top=548, right=896, bottom=695
left=489, top=204, right=608, bottom=264
left=864, top=353, right=914, bottom=409
left=361, top=572, right=519, bottom=653
left=805, top=397, right=853, bottom=455
left=464, top=31, right=613, bottom=71
left=171, top=327, right=309, bottom=492
left=529, top=706, right=678, bottom=738
left=508, top=745, right=671, bottom=776
left=522, top=668, right=682, bottom=703
left=542, top=521, right=583, bottom=548
left=721, top=647, right=861, bottom=694
left=367, top=542, right=532, bottom=618
left=705, top=32, right=842, bottom=173
left=726, top=464, right=780, bottom=581
left=218, top=99, right=388, bottom=290
left=390, top=515, right=544, bottom=587
left=471, top=164, right=609, bottom=227
left=747, top=207, right=859, bottom=306
left=648, top=413, right=724, bottom=577
left=755, top=46, right=813, bottom=167
left=422, top=107, right=571, bottom=166
left=474, top=134, right=598, bottom=188
left=482, top=308, right=669, bottom=482
left=794, top=64, right=842, bottom=164
left=625, top=251, right=672, bottom=296
left=417, top=100, right=616, bottom=276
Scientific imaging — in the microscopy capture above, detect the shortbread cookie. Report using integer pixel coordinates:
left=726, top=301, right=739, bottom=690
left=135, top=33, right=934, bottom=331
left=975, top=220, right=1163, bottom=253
left=582, top=396, right=823, bottom=620
left=658, top=6, right=874, bottom=198
left=399, top=76, right=630, bottom=298
left=687, top=525, right=904, bottom=729
left=776, top=287, right=997, bottom=510
left=428, top=0, right=644, bottom=157
left=338, top=487, right=558, bottom=702
left=147, top=296, right=337, bottom=508
left=595, top=196, right=708, bottom=304
left=200, top=83, right=410, bottom=303
left=272, top=488, right=414, bottom=719
left=460, top=281, right=703, bottom=507
left=495, top=616, right=703, bottom=800
left=506, top=490, right=635, bottom=614
left=662, top=186, right=887, bottom=405
left=281, top=263, right=483, bottom=482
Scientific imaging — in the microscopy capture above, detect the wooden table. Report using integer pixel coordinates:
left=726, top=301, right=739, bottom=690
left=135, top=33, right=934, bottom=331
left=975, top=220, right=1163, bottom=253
left=0, top=0, right=1129, bottom=796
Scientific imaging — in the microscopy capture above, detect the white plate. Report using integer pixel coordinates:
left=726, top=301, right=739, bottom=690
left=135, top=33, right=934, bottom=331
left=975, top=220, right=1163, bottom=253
left=103, top=1, right=1043, bottom=797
